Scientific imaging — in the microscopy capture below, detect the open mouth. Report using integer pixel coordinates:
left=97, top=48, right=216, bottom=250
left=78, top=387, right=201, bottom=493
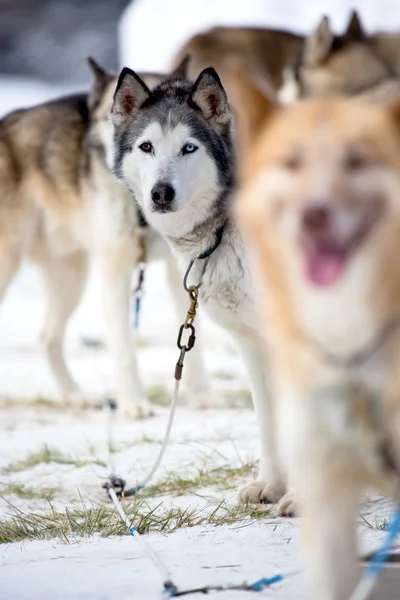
left=300, top=213, right=379, bottom=288
left=303, top=242, right=348, bottom=287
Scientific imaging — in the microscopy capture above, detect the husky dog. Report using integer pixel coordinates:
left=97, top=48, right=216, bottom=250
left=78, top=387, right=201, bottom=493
left=173, top=11, right=400, bottom=104
left=172, top=25, right=303, bottom=96
left=0, top=57, right=210, bottom=419
left=110, top=66, right=290, bottom=508
left=234, top=67, right=400, bottom=600
left=279, top=11, right=400, bottom=104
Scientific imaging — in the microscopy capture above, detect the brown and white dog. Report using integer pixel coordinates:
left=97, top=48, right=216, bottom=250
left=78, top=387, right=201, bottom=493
left=279, top=11, right=400, bottom=103
left=233, top=70, right=400, bottom=600
left=173, top=11, right=400, bottom=103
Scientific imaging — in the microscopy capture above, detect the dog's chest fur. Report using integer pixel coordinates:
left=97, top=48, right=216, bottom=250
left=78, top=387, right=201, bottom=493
left=182, top=225, right=259, bottom=336
left=278, top=254, right=400, bottom=489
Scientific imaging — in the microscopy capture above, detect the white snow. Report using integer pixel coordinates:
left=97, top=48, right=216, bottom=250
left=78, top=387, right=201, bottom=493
left=1, top=3, right=399, bottom=594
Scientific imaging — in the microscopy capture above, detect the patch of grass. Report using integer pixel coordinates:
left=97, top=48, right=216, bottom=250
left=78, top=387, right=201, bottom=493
left=143, top=461, right=258, bottom=498
left=0, top=482, right=59, bottom=500
left=147, top=385, right=172, bottom=406
left=359, top=513, right=391, bottom=531
left=214, top=370, right=235, bottom=381
left=3, top=445, right=106, bottom=474
left=0, top=396, right=64, bottom=412
left=0, top=497, right=271, bottom=544
left=108, top=435, right=161, bottom=453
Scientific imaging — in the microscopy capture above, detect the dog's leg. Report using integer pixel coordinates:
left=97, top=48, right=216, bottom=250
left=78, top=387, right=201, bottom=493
left=39, top=250, right=88, bottom=403
left=234, top=334, right=286, bottom=504
left=165, top=252, right=212, bottom=407
left=299, top=475, right=360, bottom=600
left=0, top=241, right=23, bottom=303
left=98, top=242, right=152, bottom=419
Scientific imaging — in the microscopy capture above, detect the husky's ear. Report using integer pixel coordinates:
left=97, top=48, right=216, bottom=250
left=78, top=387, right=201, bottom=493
left=171, top=55, right=190, bottom=79
left=191, top=67, right=231, bottom=134
left=87, top=56, right=114, bottom=112
left=111, top=67, right=151, bottom=128
left=229, top=65, right=277, bottom=163
left=304, top=15, right=334, bottom=66
left=345, top=10, right=366, bottom=41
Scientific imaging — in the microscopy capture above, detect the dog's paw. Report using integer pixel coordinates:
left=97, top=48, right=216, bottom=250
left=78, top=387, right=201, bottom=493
left=277, top=492, right=297, bottom=517
left=238, top=479, right=286, bottom=505
left=119, top=399, right=154, bottom=420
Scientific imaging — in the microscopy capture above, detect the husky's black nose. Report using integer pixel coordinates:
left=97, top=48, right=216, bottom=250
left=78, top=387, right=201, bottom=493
left=302, top=204, right=331, bottom=233
left=151, top=182, right=175, bottom=209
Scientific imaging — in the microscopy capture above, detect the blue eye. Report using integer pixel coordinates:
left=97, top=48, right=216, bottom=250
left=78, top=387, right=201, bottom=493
left=182, top=143, right=198, bottom=155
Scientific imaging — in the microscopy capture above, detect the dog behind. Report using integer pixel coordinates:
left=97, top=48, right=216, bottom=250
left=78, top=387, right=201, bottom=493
left=233, top=68, right=400, bottom=600
left=172, top=25, right=303, bottom=96
left=0, top=57, right=211, bottom=418
left=173, top=11, right=400, bottom=103
left=279, top=10, right=400, bottom=103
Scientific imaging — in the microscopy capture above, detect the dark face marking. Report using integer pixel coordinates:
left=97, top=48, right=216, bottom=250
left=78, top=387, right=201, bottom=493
left=112, top=77, right=234, bottom=196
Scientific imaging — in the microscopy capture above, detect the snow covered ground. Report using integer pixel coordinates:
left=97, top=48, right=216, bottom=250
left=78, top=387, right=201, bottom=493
left=0, top=250, right=394, bottom=599
left=1, top=7, right=399, bottom=596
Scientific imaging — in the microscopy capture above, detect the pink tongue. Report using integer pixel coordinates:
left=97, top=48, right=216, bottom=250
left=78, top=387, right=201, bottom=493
left=305, top=249, right=347, bottom=287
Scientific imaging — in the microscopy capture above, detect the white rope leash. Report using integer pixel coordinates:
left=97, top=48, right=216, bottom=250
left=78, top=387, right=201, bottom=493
left=138, top=379, right=179, bottom=490
left=108, top=486, right=173, bottom=583
left=106, top=379, right=179, bottom=497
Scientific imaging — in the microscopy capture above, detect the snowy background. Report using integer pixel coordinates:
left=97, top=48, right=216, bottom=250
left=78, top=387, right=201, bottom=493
left=1, top=1, right=400, bottom=599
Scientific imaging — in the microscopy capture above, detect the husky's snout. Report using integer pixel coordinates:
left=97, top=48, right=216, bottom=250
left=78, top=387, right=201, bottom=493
left=151, top=182, right=176, bottom=212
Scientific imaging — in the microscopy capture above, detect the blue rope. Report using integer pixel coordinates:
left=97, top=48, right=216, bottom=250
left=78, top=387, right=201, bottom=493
left=249, top=574, right=284, bottom=590
left=366, top=506, right=400, bottom=577
left=134, top=297, right=141, bottom=329
left=128, top=484, right=143, bottom=496
left=162, top=570, right=300, bottom=596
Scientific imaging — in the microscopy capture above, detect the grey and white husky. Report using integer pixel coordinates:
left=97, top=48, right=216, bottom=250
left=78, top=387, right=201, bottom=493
left=0, top=57, right=210, bottom=419
left=110, top=67, right=289, bottom=509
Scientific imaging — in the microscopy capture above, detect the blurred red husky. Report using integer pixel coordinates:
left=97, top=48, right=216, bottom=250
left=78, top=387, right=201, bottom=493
left=234, top=70, right=400, bottom=600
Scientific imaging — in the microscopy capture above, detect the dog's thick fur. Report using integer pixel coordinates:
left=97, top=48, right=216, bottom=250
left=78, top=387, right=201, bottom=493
left=172, top=26, right=303, bottom=96
left=234, top=69, right=400, bottom=600
left=172, top=12, right=400, bottom=102
left=110, top=66, right=290, bottom=506
left=279, top=11, right=400, bottom=103
left=0, top=58, right=210, bottom=418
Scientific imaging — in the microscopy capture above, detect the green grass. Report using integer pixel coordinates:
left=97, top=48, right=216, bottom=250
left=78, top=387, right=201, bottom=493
left=110, top=435, right=162, bottom=453
left=359, top=513, right=391, bottom=531
left=3, top=445, right=106, bottom=474
left=142, top=462, right=257, bottom=498
left=214, top=370, right=236, bottom=381
left=0, top=459, right=263, bottom=543
left=0, top=482, right=60, bottom=500
left=147, top=385, right=173, bottom=406
left=0, top=497, right=271, bottom=544
left=0, top=396, right=64, bottom=411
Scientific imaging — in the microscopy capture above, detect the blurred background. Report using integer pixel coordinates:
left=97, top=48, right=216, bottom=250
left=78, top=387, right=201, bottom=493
left=0, top=0, right=400, bottom=399
left=1, top=0, right=400, bottom=98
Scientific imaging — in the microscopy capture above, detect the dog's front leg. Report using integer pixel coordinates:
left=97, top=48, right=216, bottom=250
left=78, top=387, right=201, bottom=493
left=98, top=243, right=153, bottom=419
left=299, top=473, right=360, bottom=600
left=234, top=334, right=286, bottom=504
left=280, top=382, right=361, bottom=599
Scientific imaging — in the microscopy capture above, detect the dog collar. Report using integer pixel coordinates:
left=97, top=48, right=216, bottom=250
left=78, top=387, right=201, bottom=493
left=197, top=225, right=225, bottom=260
